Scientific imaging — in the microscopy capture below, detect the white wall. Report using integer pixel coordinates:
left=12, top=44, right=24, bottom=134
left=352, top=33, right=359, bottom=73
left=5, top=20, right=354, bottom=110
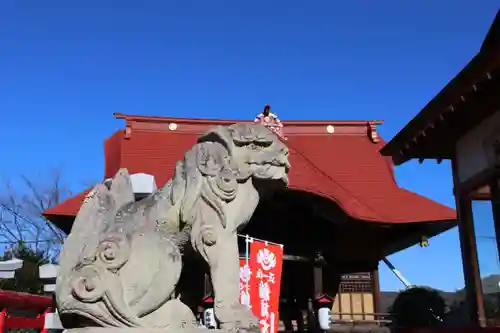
left=455, top=111, right=500, bottom=183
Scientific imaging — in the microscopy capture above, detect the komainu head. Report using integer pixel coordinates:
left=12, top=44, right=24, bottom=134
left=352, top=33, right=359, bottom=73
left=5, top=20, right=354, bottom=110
left=171, top=123, right=290, bottom=233
left=199, top=122, right=290, bottom=186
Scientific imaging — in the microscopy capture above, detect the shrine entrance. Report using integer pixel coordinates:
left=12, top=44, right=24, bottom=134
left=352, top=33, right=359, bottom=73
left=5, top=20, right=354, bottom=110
left=276, top=257, right=314, bottom=332
left=233, top=189, right=379, bottom=331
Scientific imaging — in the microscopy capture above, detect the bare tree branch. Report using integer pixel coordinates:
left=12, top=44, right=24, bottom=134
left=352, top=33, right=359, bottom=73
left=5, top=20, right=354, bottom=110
left=0, top=170, right=71, bottom=261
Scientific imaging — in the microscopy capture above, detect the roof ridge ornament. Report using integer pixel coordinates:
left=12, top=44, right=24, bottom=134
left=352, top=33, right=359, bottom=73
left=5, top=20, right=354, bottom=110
left=254, top=104, right=286, bottom=140
left=124, top=124, right=132, bottom=139
left=367, top=122, right=380, bottom=143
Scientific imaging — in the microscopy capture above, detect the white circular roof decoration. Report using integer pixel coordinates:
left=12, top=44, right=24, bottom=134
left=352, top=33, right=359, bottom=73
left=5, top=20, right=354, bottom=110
left=326, top=125, right=335, bottom=134
left=168, top=123, right=178, bottom=131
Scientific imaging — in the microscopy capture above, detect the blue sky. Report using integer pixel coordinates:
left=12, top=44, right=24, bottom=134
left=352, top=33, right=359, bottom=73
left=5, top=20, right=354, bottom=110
left=1, top=1, right=499, bottom=291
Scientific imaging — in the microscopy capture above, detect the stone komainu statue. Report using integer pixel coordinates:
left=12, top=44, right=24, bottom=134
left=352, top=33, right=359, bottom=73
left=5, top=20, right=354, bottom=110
left=55, top=123, right=290, bottom=332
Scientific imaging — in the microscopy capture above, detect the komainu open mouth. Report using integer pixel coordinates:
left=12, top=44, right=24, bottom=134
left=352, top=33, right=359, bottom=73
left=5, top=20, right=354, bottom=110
left=250, top=163, right=289, bottom=186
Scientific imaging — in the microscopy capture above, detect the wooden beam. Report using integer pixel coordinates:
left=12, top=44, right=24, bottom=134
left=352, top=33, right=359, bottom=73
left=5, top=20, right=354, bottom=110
left=383, top=72, right=500, bottom=165
left=372, top=265, right=381, bottom=322
left=457, top=166, right=500, bottom=198
left=452, top=157, right=486, bottom=327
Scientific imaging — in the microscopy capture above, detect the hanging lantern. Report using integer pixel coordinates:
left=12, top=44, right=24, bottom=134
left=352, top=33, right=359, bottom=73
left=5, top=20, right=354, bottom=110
left=419, top=236, right=429, bottom=247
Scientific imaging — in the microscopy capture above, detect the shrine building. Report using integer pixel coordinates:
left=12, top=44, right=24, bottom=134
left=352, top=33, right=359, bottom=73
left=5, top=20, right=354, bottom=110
left=43, top=112, right=457, bottom=321
left=381, top=9, right=500, bottom=327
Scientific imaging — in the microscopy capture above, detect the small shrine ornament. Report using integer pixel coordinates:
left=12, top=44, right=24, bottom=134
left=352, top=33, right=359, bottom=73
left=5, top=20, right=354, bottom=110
left=254, top=104, right=285, bottom=139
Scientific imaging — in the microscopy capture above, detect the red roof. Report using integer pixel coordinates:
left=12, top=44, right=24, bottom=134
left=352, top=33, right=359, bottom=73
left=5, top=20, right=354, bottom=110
left=44, top=114, right=456, bottom=228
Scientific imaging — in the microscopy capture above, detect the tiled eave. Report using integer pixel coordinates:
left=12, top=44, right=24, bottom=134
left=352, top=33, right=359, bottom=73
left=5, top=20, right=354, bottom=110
left=381, top=53, right=500, bottom=165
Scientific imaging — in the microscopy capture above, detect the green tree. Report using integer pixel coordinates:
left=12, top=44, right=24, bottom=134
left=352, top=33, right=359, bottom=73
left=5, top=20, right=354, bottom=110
left=0, top=241, right=50, bottom=294
left=389, top=286, right=446, bottom=329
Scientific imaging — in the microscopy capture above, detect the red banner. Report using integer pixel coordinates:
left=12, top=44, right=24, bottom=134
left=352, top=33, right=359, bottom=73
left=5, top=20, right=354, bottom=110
left=248, top=240, right=284, bottom=333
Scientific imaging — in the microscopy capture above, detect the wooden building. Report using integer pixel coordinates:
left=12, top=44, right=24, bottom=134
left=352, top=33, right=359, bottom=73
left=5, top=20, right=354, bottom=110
left=44, top=113, right=457, bottom=323
left=381, top=9, right=500, bottom=327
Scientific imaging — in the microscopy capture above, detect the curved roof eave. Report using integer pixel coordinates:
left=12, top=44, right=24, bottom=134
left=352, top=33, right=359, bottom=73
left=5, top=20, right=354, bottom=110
left=287, top=186, right=456, bottom=224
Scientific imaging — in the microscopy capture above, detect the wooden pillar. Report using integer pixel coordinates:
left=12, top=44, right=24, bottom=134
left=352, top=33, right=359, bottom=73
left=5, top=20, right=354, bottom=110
left=311, top=253, right=325, bottom=333
left=313, top=251, right=325, bottom=298
left=490, top=179, right=500, bottom=323
left=489, top=179, right=500, bottom=266
left=372, top=266, right=381, bottom=320
left=313, top=266, right=323, bottom=297
left=452, top=158, right=485, bottom=327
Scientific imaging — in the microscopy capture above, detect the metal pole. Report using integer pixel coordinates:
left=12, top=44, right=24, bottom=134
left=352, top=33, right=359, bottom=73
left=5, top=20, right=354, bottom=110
left=244, top=234, right=251, bottom=307
left=382, top=257, right=413, bottom=288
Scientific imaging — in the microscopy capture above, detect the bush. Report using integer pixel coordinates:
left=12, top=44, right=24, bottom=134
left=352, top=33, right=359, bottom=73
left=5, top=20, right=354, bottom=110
left=389, top=286, right=446, bottom=329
